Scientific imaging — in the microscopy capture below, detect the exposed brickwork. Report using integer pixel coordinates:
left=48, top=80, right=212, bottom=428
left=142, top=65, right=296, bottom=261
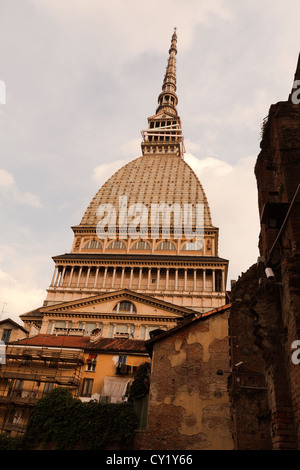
left=229, top=265, right=273, bottom=449
left=229, top=63, right=300, bottom=449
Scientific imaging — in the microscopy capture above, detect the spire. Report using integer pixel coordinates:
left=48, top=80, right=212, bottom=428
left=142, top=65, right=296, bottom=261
left=156, top=27, right=178, bottom=115
left=141, top=28, right=185, bottom=159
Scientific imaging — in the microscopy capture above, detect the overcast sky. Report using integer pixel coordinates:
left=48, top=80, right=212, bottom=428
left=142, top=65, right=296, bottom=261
left=0, top=0, right=299, bottom=323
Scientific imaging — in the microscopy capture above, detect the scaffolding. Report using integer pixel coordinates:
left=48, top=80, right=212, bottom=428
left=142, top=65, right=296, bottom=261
left=0, top=342, right=85, bottom=436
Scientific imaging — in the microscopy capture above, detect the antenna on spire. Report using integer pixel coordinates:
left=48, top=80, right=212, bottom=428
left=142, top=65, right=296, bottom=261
left=0, top=302, right=8, bottom=321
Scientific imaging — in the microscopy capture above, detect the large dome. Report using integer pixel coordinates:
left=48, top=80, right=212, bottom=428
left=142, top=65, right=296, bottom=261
left=80, top=154, right=212, bottom=229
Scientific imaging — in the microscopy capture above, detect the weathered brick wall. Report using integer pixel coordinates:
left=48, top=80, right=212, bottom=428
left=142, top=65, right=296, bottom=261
left=134, top=312, right=233, bottom=450
left=257, top=97, right=300, bottom=447
left=229, top=93, right=300, bottom=449
left=229, top=263, right=298, bottom=449
left=229, top=265, right=272, bottom=449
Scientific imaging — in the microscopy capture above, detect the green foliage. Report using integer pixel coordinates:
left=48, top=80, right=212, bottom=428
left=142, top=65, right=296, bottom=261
left=128, top=362, right=151, bottom=401
left=22, top=387, right=138, bottom=450
left=0, top=434, right=24, bottom=450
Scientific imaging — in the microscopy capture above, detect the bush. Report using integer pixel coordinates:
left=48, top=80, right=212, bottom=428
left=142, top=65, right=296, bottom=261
left=0, top=434, right=23, bottom=450
left=23, top=387, right=138, bottom=450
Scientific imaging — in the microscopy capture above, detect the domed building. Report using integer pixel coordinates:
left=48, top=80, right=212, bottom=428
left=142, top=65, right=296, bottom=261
left=20, top=29, right=229, bottom=341
left=0, top=30, right=231, bottom=435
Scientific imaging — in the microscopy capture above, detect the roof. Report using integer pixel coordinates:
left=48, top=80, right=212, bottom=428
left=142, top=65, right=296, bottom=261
left=10, top=334, right=91, bottom=349
left=0, top=318, right=27, bottom=332
left=19, top=307, right=44, bottom=321
left=9, top=334, right=148, bottom=355
left=144, top=303, right=232, bottom=355
left=79, top=154, right=212, bottom=227
left=87, top=337, right=148, bottom=354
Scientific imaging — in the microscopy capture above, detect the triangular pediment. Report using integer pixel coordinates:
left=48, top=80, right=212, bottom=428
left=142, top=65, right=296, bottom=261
left=40, top=289, right=197, bottom=320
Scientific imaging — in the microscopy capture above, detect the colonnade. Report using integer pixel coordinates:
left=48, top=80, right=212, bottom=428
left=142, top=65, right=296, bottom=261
left=50, top=264, right=226, bottom=293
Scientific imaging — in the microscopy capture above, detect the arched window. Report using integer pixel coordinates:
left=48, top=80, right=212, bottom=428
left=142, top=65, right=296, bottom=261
left=156, top=241, right=176, bottom=251
left=182, top=242, right=202, bottom=251
left=132, top=240, right=151, bottom=250
left=113, top=301, right=137, bottom=314
left=108, top=240, right=126, bottom=250
left=83, top=240, right=103, bottom=250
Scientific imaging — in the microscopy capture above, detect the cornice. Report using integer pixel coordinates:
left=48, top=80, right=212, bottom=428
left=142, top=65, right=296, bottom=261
left=43, top=311, right=180, bottom=322
left=52, top=253, right=229, bottom=268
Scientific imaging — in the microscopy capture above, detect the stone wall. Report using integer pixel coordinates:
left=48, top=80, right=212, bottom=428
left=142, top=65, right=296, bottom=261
left=229, top=91, right=300, bottom=449
left=229, top=264, right=296, bottom=449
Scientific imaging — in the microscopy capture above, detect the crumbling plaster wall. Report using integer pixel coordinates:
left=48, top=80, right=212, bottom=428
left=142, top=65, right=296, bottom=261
left=134, top=312, right=233, bottom=450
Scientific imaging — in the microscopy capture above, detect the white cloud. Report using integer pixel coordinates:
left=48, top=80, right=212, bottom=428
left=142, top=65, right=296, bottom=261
left=92, top=138, right=143, bottom=187
left=29, top=0, right=233, bottom=58
left=0, top=242, right=49, bottom=321
left=0, top=169, right=42, bottom=208
left=185, top=153, right=260, bottom=284
left=0, top=268, right=45, bottom=323
left=93, top=158, right=131, bottom=187
left=119, top=138, right=141, bottom=159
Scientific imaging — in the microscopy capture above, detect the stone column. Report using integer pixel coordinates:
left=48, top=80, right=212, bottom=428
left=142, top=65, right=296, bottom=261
left=94, top=267, right=99, bottom=288
left=51, top=266, right=58, bottom=287
left=112, top=267, right=116, bottom=288
left=156, top=268, right=161, bottom=290
left=55, top=267, right=61, bottom=287
left=102, top=267, right=108, bottom=288
left=67, top=266, right=74, bottom=287
left=59, top=266, right=66, bottom=287
left=85, top=267, right=91, bottom=288
left=76, top=267, right=82, bottom=288
left=222, top=269, right=225, bottom=292
left=120, top=267, right=125, bottom=288
left=129, top=267, right=134, bottom=289
left=138, top=268, right=142, bottom=289
left=147, top=268, right=151, bottom=289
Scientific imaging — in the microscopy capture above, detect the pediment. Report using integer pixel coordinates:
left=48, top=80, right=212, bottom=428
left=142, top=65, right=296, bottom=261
left=41, top=289, right=197, bottom=319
